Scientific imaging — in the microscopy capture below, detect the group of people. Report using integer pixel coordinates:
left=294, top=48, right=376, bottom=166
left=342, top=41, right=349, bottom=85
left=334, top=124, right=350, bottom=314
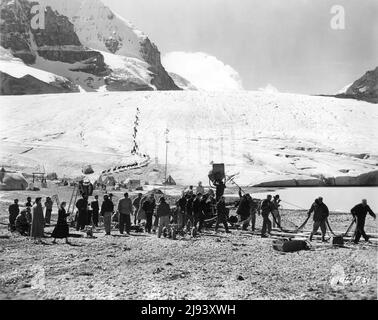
left=7, top=196, right=57, bottom=242
left=7, top=180, right=376, bottom=245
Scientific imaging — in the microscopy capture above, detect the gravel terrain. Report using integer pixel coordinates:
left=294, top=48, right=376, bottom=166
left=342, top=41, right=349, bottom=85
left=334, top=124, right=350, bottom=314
left=0, top=186, right=377, bottom=300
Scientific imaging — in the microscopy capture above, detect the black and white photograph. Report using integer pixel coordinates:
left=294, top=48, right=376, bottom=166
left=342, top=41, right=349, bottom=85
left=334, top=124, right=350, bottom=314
left=0, top=0, right=377, bottom=305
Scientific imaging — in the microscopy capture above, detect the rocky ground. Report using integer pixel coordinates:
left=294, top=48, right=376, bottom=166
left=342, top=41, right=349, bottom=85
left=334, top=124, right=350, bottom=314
left=0, top=185, right=377, bottom=300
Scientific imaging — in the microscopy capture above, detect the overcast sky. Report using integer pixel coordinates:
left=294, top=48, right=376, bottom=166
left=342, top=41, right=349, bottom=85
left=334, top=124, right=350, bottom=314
left=102, top=0, right=378, bottom=94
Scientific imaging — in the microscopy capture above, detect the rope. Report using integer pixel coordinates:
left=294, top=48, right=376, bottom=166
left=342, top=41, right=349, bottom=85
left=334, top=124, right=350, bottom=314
left=326, top=219, right=337, bottom=237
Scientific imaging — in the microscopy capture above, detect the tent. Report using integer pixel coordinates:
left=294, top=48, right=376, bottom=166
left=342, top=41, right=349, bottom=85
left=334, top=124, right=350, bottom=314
left=0, top=171, right=28, bottom=191
left=82, top=165, right=94, bottom=175
left=163, top=175, right=176, bottom=186
left=98, top=175, right=116, bottom=186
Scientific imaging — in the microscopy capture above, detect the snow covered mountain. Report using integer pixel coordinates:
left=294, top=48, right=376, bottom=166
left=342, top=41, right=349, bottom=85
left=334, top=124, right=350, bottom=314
left=0, top=91, right=377, bottom=186
left=0, top=0, right=179, bottom=94
left=336, top=67, right=378, bottom=103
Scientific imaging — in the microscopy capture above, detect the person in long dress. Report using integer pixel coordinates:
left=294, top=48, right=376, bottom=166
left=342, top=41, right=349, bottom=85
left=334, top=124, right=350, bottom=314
left=31, top=197, right=45, bottom=243
left=52, top=202, right=70, bottom=244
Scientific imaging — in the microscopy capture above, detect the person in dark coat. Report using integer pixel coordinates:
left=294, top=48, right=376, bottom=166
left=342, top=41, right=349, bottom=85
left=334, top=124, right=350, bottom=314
left=177, top=193, right=187, bottom=229
left=31, top=197, right=45, bottom=243
left=75, top=195, right=88, bottom=231
left=213, top=179, right=226, bottom=202
left=25, top=197, right=32, bottom=209
left=260, top=195, right=274, bottom=237
left=132, top=193, right=143, bottom=225
left=8, top=199, right=20, bottom=232
left=236, top=189, right=252, bottom=231
left=52, top=202, right=70, bottom=244
left=215, top=196, right=230, bottom=233
left=193, top=193, right=204, bottom=232
left=157, top=197, right=172, bottom=238
left=308, top=197, right=329, bottom=242
left=185, top=194, right=195, bottom=228
left=44, top=197, right=53, bottom=226
left=142, top=194, right=156, bottom=233
left=351, top=199, right=376, bottom=244
left=91, top=195, right=99, bottom=227
left=15, top=209, right=30, bottom=236
left=101, top=195, right=114, bottom=235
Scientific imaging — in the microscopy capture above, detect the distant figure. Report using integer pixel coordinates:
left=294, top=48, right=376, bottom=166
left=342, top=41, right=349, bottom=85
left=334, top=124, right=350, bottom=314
left=213, top=178, right=226, bottom=202
left=237, top=189, right=251, bottom=231
left=118, top=193, right=133, bottom=235
left=8, top=199, right=20, bottom=232
left=91, top=195, right=100, bottom=227
left=51, top=202, right=70, bottom=244
left=75, top=195, right=88, bottom=231
left=215, top=196, right=230, bottom=233
left=157, top=197, right=171, bottom=238
left=15, top=209, right=30, bottom=236
left=351, top=199, right=376, bottom=244
left=142, top=194, right=156, bottom=233
left=260, top=195, right=274, bottom=238
left=193, top=193, right=204, bottom=232
left=132, top=193, right=143, bottom=225
left=177, top=192, right=187, bottom=229
left=25, top=197, right=32, bottom=209
left=185, top=194, right=195, bottom=228
left=137, top=196, right=148, bottom=223
left=44, top=197, right=53, bottom=226
left=31, top=198, right=45, bottom=243
left=87, top=201, right=93, bottom=225
left=272, top=195, right=281, bottom=228
left=101, top=195, right=114, bottom=235
left=308, top=197, right=329, bottom=242
left=196, top=182, right=205, bottom=195
left=185, top=186, right=194, bottom=197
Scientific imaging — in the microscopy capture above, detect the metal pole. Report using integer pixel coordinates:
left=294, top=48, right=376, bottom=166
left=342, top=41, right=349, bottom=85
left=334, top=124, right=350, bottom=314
left=164, top=129, right=169, bottom=184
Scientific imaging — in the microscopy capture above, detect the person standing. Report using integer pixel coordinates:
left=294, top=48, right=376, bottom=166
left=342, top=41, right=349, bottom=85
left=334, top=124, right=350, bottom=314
left=272, top=195, right=282, bottom=228
left=25, top=197, right=32, bottom=209
left=351, top=199, right=376, bottom=244
left=118, top=193, right=133, bottom=235
left=51, top=202, right=70, bottom=244
left=44, top=197, right=53, bottom=226
left=237, top=189, right=252, bottom=231
left=157, top=197, right=172, bottom=238
left=75, top=195, right=88, bottom=231
left=213, top=179, right=226, bottom=202
left=185, top=194, right=195, bottom=229
left=142, top=194, right=156, bottom=233
left=193, top=193, right=203, bottom=232
left=215, top=196, right=231, bottom=233
left=91, top=195, right=100, bottom=227
left=260, top=195, right=274, bottom=238
left=196, top=181, right=205, bottom=195
left=87, top=201, right=93, bottom=225
left=250, top=198, right=259, bottom=232
left=101, top=195, right=114, bottom=235
left=8, top=199, right=20, bottom=232
left=132, top=193, right=143, bottom=225
left=177, top=192, right=187, bottom=229
left=308, top=197, right=329, bottom=242
left=31, top=198, right=45, bottom=243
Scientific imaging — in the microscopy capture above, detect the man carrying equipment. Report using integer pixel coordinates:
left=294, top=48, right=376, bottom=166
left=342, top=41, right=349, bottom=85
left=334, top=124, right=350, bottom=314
left=351, top=199, right=376, bottom=244
left=308, top=197, right=329, bottom=242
